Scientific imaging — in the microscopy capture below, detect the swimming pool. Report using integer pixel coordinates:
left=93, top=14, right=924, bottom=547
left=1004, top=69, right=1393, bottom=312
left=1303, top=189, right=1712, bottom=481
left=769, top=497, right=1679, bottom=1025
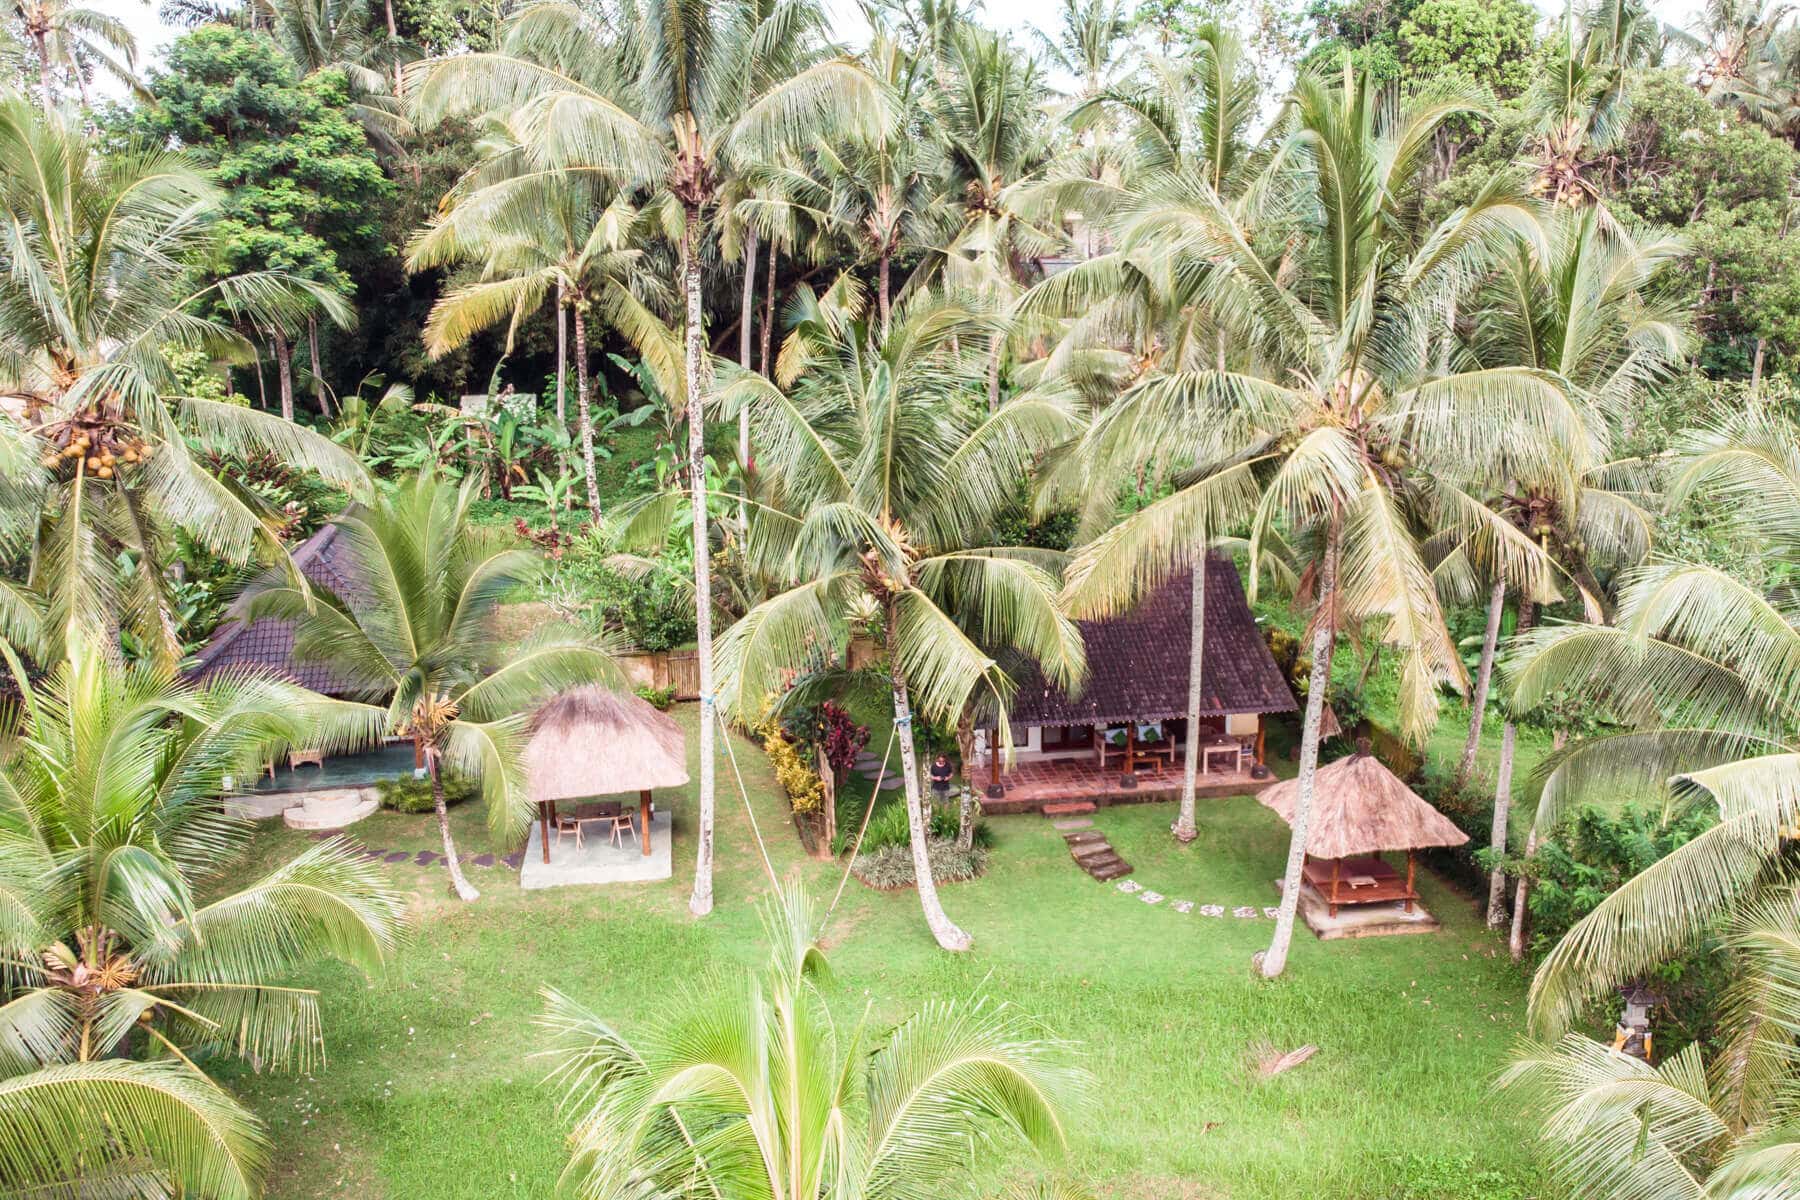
left=244, top=741, right=422, bottom=795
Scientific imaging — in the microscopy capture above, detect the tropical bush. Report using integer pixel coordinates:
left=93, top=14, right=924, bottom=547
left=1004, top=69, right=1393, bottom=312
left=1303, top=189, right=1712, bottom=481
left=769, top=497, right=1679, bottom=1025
left=852, top=840, right=989, bottom=889
left=633, top=683, right=676, bottom=710
left=376, top=769, right=481, bottom=814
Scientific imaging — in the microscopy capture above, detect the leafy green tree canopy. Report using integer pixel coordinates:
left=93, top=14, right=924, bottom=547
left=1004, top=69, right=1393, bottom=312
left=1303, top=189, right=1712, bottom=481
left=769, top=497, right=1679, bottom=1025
left=136, top=25, right=391, bottom=294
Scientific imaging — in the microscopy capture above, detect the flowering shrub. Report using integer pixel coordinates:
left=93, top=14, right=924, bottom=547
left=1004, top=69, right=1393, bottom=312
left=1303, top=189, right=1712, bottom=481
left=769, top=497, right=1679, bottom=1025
left=780, top=701, right=869, bottom=784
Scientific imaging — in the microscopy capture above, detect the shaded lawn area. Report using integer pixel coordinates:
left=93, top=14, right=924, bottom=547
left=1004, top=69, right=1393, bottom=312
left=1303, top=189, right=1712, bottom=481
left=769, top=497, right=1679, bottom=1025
left=212, top=704, right=1544, bottom=1200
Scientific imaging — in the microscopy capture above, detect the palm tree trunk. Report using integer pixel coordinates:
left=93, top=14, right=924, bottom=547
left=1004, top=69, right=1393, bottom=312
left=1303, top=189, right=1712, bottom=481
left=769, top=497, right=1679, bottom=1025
left=683, top=205, right=718, bottom=919
left=1455, top=577, right=1506, bottom=788
left=986, top=332, right=1002, bottom=412
left=33, top=32, right=53, bottom=114
left=426, top=745, right=479, bottom=902
left=555, top=282, right=567, bottom=425
left=1174, top=548, right=1207, bottom=843
left=760, top=237, right=778, bottom=377
left=738, top=231, right=758, bottom=529
left=879, top=249, right=892, bottom=339
left=572, top=305, right=602, bottom=517
left=308, top=316, right=331, bottom=417
left=273, top=328, right=295, bottom=422
left=892, top=670, right=972, bottom=951
left=1751, top=338, right=1766, bottom=396
left=1261, top=520, right=1340, bottom=979
left=1509, top=828, right=1535, bottom=960
left=955, top=707, right=976, bottom=850
left=384, top=0, right=402, bottom=94
left=1488, top=603, right=1535, bottom=927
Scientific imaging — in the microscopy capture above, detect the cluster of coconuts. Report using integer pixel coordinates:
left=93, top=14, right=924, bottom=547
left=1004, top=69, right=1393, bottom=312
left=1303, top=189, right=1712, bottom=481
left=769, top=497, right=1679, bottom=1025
left=38, top=423, right=154, bottom=480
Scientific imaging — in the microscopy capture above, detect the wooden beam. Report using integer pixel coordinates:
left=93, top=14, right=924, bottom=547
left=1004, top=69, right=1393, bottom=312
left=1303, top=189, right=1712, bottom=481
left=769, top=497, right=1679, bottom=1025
left=640, top=789, right=653, bottom=857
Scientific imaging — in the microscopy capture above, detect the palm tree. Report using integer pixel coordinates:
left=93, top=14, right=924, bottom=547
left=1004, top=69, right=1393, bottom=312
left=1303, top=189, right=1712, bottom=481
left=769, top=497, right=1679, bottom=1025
left=713, top=292, right=1084, bottom=951
left=1505, top=406, right=1800, bottom=1032
left=0, top=98, right=365, bottom=669
left=539, top=881, right=1089, bottom=1198
left=1031, top=0, right=1133, bottom=101
left=1449, top=207, right=1686, bottom=926
left=930, top=25, right=1060, bottom=410
left=1017, top=25, right=1263, bottom=844
left=1502, top=1004, right=1800, bottom=1200
left=244, top=472, right=620, bottom=900
left=1054, top=67, right=1574, bottom=978
left=408, top=166, right=671, bottom=517
left=0, top=642, right=405, bottom=1198
left=13, top=0, right=140, bottom=111
left=407, top=0, right=882, bottom=918
left=1522, top=0, right=1663, bottom=206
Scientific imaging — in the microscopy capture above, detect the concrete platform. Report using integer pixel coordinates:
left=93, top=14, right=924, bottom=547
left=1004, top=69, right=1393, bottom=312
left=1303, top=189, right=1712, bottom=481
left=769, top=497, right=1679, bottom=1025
left=281, top=788, right=380, bottom=831
left=520, top=811, right=672, bottom=890
left=225, top=790, right=298, bottom=820
left=1276, top=878, right=1442, bottom=939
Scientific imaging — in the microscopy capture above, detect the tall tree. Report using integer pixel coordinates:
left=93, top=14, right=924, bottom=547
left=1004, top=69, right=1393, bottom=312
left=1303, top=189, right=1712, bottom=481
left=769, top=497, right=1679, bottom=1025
left=136, top=25, right=392, bottom=420
left=408, top=169, right=671, bottom=517
left=244, top=472, right=619, bottom=900
left=715, top=292, right=1085, bottom=951
left=12, top=0, right=139, bottom=111
left=0, top=643, right=404, bottom=1199
left=0, top=96, right=365, bottom=668
left=407, top=0, right=882, bottom=917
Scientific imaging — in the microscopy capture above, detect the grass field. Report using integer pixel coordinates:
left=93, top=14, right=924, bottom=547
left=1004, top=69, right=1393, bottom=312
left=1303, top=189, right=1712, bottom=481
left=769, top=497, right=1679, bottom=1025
left=214, top=705, right=1550, bottom=1200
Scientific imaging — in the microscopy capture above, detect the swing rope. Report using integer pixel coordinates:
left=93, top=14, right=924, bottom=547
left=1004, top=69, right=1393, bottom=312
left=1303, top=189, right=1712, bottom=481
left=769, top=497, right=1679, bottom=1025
left=825, top=718, right=897, bottom=926
left=707, top=695, right=781, bottom=892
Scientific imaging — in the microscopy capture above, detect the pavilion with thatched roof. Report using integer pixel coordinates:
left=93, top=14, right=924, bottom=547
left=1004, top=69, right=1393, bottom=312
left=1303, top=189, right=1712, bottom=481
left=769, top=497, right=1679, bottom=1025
left=524, top=686, right=688, bottom=870
left=1258, top=740, right=1468, bottom=920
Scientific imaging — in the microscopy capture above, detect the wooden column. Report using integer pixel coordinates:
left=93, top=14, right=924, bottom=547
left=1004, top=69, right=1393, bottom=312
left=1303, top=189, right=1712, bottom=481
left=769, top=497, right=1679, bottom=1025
left=538, top=800, right=552, bottom=864
left=1329, top=856, right=1341, bottom=918
left=640, top=789, right=653, bottom=857
left=987, top=727, right=1003, bottom=798
left=1254, top=718, right=1267, bottom=766
left=1404, top=851, right=1416, bottom=913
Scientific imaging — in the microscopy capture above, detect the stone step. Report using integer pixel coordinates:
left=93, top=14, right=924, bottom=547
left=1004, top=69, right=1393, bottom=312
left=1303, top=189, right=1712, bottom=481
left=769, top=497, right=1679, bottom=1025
left=1043, top=801, right=1098, bottom=816
left=1062, top=829, right=1107, bottom=846
left=1072, top=841, right=1116, bottom=863
left=1051, top=817, right=1095, bottom=830
left=1088, top=858, right=1135, bottom=881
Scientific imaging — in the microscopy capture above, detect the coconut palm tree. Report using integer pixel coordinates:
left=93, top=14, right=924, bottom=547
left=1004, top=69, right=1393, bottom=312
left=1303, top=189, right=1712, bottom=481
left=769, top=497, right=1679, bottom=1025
left=539, top=880, right=1089, bottom=1198
left=712, top=291, right=1084, bottom=951
left=1031, top=0, right=1133, bottom=101
left=407, top=0, right=883, bottom=918
left=244, top=471, right=620, bottom=901
left=928, top=23, right=1061, bottom=409
left=0, top=641, right=405, bottom=1198
left=1448, top=207, right=1686, bottom=926
left=408, top=166, right=672, bottom=517
left=0, top=98, right=364, bottom=670
left=12, top=0, right=140, bottom=111
left=1502, top=996, right=1800, bottom=1200
left=1015, top=26, right=1267, bottom=847
left=1054, top=67, right=1577, bottom=978
left=1505, top=406, right=1800, bottom=1033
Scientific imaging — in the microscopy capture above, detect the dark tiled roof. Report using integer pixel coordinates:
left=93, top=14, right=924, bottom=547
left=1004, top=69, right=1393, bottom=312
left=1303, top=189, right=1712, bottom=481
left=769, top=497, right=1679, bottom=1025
left=188, top=520, right=360, bottom=695
left=1008, top=553, right=1298, bottom=727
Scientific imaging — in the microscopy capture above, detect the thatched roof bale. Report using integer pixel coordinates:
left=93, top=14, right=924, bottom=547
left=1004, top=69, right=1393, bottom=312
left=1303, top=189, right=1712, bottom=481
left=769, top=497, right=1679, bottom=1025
left=1257, top=744, right=1468, bottom=859
left=525, top=686, right=689, bottom=802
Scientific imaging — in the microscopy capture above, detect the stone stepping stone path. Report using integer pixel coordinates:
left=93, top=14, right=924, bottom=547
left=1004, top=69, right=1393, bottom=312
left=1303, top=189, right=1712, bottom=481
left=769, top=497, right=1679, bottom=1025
left=1047, top=815, right=1278, bottom=917
left=1052, top=812, right=1132, bottom=881
left=310, top=831, right=522, bottom=872
left=1117, top=879, right=1281, bottom=919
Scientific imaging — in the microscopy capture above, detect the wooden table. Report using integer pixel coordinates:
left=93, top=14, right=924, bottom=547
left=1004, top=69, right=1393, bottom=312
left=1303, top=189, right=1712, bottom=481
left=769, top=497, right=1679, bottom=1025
left=1201, top=740, right=1241, bottom=774
left=535, top=789, right=655, bottom=863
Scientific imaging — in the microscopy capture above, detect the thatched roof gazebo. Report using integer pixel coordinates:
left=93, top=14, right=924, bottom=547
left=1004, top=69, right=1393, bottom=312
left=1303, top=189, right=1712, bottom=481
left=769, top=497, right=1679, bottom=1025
left=1258, top=740, right=1468, bottom=917
left=525, top=686, right=688, bottom=864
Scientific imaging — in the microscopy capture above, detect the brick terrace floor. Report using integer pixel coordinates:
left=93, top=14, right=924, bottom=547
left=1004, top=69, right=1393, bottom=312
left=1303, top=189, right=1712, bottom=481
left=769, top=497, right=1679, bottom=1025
left=985, top=754, right=1261, bottom=812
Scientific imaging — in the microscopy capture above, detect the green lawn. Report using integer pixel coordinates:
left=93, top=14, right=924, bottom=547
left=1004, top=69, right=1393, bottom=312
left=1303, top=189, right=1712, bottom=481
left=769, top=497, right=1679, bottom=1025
left=215, top=706, right=1546, bottom=1200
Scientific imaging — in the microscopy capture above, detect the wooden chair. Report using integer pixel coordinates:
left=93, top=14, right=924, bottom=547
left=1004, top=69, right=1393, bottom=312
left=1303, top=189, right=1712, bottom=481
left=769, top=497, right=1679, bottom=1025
left=605, top=812, right=637, bottom=850
left=288, top=748, right=325, bottom=770
left=553, top=812, right=584, bottom=852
